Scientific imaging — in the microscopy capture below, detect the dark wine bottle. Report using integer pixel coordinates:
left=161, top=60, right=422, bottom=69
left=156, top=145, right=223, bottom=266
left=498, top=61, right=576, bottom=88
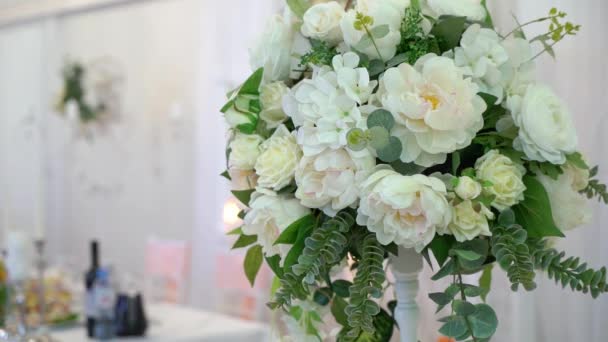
left=85, top=240, right=99, bottom=338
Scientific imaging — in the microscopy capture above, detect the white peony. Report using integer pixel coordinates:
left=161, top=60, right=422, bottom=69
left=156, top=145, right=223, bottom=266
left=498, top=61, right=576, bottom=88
left=475, top=150, right=526, bottom=210
left=451, top=24, right=509, bottom=102
left=376, top=54, right=486, bottom=167
left=357, top=168, right=451, bottom=252
left=228, top=133, right=264, bottom=170
left=340, top=0, right=406, bottom=61
left=422, top=0, right=486, bottom=21
left=250, top=14, right=295, bottom=83
left=301, top=2, right=345, bottom=45
left=295, top=148, right=376, bottom=216
left=243, top=191, right=310, bottom=257
left=536, top=164, right=592, bottom=232
left=507, top=84, right=578, bottom=164
left=333, top=52, right=378, bottom=104
left=442, top=200, right=493, bottom=242
left=255, top=125, right=302, bottom=191
left=455, top=176, right=482, bottom=200
left=500, top=37, right=535, bottom=98
left=260, top=82, right=289, bottom=129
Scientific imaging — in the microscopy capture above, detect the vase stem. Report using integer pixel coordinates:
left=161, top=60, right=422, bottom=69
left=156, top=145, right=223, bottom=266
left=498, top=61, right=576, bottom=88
left=391, top=248, right=423, bottom=342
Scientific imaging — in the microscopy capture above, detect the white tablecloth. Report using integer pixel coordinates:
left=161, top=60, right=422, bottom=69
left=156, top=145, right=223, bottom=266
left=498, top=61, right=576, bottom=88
left=51, top=303, right=270, bottom=342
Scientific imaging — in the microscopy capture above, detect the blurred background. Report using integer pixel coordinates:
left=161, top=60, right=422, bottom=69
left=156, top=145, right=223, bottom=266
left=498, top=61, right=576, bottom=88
left=0, top=0, right=605, bottom=341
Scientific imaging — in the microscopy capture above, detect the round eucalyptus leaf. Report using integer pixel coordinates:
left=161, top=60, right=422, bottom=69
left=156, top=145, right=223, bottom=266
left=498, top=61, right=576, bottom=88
left=368, top=126, right=390, bottom=150
left=377, top=136, right=402, bottom=163
left=347, top=128, right=368, bottom=151
left=468, top=304, right=498, bottom=339
left=367, top=109, right=395, bottom=131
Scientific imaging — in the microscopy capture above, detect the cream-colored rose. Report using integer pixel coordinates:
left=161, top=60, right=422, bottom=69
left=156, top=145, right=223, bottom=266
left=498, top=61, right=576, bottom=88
left=475, top=150, right=526, bottom=210
left=376, top=54, right=486, bottom=166
left=243, top=191, right=310, bottom=257
left=301, top=2, right=345, bottom=45
left=250, top=14, right=295, bottom=83
left=229, top=168, right=258, bottom=191
left=260, top=82, right=289, bottom=129
left=255, top=125, right=302, bottom=191
left=442, top=200, right=493, bottom=242
left=507, top=84, right=578, bottom=164
left=422, top=0, right=486, bottom=21
left=357, top=168, right=451, bottom=252
left=536, top=164, right=592, bottom=232
left=340, top=0, right=406, bottom=61
left=295, top=148, right=375, bottom=216
left=455, top=176, right=482, bottom=200
left=229, top=133, right=264, bottom=170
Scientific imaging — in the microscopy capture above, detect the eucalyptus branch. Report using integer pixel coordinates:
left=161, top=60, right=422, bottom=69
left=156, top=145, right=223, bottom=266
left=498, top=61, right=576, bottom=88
left=456, top=266, right=479, bottom=342
left=503, top=13, right=563, bottom=39
left=363, top=25, right=385, bottom=62
left=529, top=33, right=566, bottom=61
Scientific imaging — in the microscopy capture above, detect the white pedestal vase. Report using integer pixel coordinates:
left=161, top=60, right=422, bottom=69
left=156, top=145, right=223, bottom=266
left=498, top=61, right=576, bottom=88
left=391, top=247, right=424, bottom=342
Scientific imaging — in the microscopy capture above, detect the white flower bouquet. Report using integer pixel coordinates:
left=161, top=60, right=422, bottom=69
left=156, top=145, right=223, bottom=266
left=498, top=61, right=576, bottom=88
left=221, top=0, right=608, bottom=340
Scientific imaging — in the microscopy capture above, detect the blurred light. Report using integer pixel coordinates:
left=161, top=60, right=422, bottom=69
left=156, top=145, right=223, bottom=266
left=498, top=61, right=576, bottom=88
left=223, top=199, right=241, bottom=227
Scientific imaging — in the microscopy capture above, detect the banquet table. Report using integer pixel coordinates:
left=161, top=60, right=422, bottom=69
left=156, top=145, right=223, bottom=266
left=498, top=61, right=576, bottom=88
left=49, top=303, right=270, bottom=342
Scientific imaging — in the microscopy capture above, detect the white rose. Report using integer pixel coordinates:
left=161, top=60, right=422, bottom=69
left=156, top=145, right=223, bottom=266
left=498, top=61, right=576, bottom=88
left=451, top=24, right=509, bottom=102
left=423, top=0, right=486, bottom=21
left=340, top=0, right=406, bottom=61
left=376, top=54, right=486, bottom=166
left=260, top=82, right=289, bottom=129
left=442, top=200, right=493, bottom=242
left=455, top=176, right=482, bottom=200
left=255, top=125, right=302, bottom=191
left=295, top=148, right=375, bottom=216
left=507, top=84, right=578, bottom=164
left=357, top=168, right=451, bottom=252
left=475, top=150, right=526, bottom=210
left=229, top=133, right=264, bottom=170
left=536, top=164, right=592, bottom=232
left=250, top=15, right=295, bottom=83
left=243, top=191, right=310, bottom=257
left=301, top=2, right=345, bottom=45
left=229, top=168, right=258, bottom=191
left=224, top=106, right=255, bottom=129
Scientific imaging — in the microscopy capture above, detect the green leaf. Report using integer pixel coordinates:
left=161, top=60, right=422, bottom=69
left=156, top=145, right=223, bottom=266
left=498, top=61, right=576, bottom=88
left=286, top=0, right=311, bottom=19
left=512, top=176, right=565, bottom=238
left=313, top=288, right=332, bottom=306
left=479, top=264, right=493, bottom=302
left=347, top=128, right=368, bottom=151
left=232, top=189, right=255, bottom=206
left=430, top=15, right=467, bottom=52
left=432, top=259, right=455, bottom=281
left=452, top=300, right=476, bottom=316
left=455, top=239, right=489, bottom=271
left=368, top=59, right=385, bottom=77
left=498, top=208, right=516, bottom=227
left=367, top=109, right=395, bottom=131
left=331, top=296, right=349, bottom=326
left=566, top=152, right=589, bottom=169
left=376, top=136, right=402, bottom=162
left=232, top=234, right=257, bottom=249
left=429, top=235, right=455, bottom=266
left=283, top=221, right=315, bottom=272
left=226, top=227, right=242, bottom=235
left=452, top=151, right=461, bottom=175
left=265, top=255, right=284, bottom=278
left=481, top=0, right=494, bottom=27
left=370, top=25, right=390, bottom=39
left=478, top=92, right=498, bottom=107
left=220, top=170, right=231, bottom=181
left=368, top=126, right=390, bottom=150
left=385, top=53, right=409, bottom=68
left=333, top=280, right=352, bottom=298
left=467, top=304, right=498, bottom=339
left=244, top=245, right=264, bottom=286
left=238, top=68, right=264, bottom=96
left=429, top=292, right=452, bottom=306
left=274, top=215, right=315, bottom=245
left=390, top=160, right=426, bottom=176
left=439, top=316, right=468, bottom=338
left=454, top=249, right=483, bottom=261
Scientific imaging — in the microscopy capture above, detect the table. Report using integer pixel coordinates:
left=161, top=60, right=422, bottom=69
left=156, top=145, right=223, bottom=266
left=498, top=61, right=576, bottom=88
left=50, top=303, right=270, bottom=342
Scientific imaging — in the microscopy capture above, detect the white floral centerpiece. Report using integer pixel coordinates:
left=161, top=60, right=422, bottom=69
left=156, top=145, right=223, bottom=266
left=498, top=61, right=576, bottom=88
left=221, top=0, right=608, bottom=340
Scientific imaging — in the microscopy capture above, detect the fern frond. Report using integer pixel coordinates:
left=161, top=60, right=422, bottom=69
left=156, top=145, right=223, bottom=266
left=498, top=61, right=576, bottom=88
left=344, top=234, right=386, bottom=340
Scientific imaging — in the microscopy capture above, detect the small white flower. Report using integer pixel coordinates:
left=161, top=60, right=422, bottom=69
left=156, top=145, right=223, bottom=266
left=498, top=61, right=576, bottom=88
left=243, top=191, right=310, bottom=257
left=301, top=2, right=345, bottom=45
left=250, top=14, right=295, bottom=83
left=376, top=54, right=486, bottom=166
left=255, top=125, right=302, bottom=191
left=451, top=24, right=509, bottom=102
left=507, top=84, right=578, bottom=164
left=260, top=82, right=290, bottom=129
left=500, top=37, right=535, bottom=98
left=357, top=168, right=451, bottom=252
left=295, top=148, right=375, bottom=216
left=442, top=200, right=493, bottom=242
left=455, top=176, right=482, bottom=200
left=475, top=150, right=526, bottom=211
left=332, top=52, right=378, bottom=104
left=340, top=0, right=405, bottom=61
left=229, top=133, right=264, bottom=170
left=422, top=0, right=486, bottom=21
left=536, top=164, right=592, bottom=232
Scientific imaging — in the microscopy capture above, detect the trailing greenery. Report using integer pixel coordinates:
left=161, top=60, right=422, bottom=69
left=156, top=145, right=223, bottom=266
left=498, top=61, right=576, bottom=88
left=344, top=234, right=386, bottom=340
left=581, top=166, right=608, bottom=204
left=300, top=39, right=339, bottom=68
left=528, top=239, right=608, bottom=298
left=57, top=62, right=104, bottom=123
left=396, top=6, right=440, bottom=64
